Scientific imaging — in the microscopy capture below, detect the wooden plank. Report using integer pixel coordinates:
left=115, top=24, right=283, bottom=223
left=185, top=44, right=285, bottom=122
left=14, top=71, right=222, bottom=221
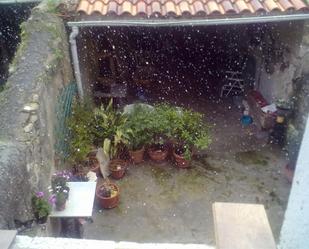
left=213, top=202, right=277, bottom=249
left=0, top=230, right=17, bottom=249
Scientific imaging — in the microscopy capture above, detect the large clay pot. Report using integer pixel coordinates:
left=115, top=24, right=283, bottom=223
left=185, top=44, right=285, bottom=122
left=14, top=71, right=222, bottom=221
left=129, top=146, right=145, bottom=164
left=172, top=149, right=191, bottom=168
left=96, top=183, right=119, bottom=209
left=148, top=144, right=169, bottom=163
left=109, top=159, right=127, bottom=180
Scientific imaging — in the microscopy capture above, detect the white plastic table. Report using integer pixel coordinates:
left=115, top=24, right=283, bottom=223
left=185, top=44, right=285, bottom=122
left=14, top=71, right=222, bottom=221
left=50, top=182, right=97, bottom=218
left=49, top=182, right=97, bottom=237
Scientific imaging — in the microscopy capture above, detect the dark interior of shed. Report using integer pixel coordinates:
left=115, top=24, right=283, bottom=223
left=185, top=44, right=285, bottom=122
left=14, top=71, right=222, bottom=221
left=82, top=24, right=273, bottom=105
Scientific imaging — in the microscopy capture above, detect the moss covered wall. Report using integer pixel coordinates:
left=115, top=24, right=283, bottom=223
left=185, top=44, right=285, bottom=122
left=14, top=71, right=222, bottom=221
left=0, top=1, right=73, bottom=228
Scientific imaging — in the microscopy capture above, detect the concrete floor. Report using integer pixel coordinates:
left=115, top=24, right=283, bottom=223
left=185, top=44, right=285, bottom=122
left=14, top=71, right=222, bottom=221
left=84, top=98, right=291, bottom=246
left=85, top=147, right=290, bottom=246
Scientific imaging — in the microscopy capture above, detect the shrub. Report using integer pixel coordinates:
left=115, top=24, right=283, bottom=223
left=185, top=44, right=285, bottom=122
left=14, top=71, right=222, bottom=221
left=124, top=104, right=153, bottom=150
left=67, top=99, right=95, bottom=163
left=94, top=99, right=130, bottom=159
left=31, top=192, right=51, bottom=218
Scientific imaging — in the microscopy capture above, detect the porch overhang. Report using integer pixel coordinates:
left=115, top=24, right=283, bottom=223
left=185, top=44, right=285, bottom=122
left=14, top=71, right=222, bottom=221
left=68, top=13, right=309, bottom=27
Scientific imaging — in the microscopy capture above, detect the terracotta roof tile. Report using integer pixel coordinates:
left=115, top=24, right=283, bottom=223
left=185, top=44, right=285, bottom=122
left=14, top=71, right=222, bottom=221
left=250, top=0, right=265, bottom=12
left=234, top=0, right=251, bottom=13
left=76, top=0, right=309, bottom=17
left=136, top=1, right=147, bottom=14
left=205, top=0, right=221, bottom=14
left=221, top=0, right=236, bottom=13
left=290, top=0, right=308, bottom=9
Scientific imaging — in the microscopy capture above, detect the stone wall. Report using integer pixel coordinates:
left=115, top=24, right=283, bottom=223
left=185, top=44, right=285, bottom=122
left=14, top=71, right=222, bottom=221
left=0, top=2, right=73, bottom=228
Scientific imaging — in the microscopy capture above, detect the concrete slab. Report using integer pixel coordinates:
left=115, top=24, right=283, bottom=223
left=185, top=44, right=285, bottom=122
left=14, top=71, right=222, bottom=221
left=11, top=235, right=215, bottom=249
left=0, top=230, right=17, bottom=249
left=83, top=145, right=290, bottom=246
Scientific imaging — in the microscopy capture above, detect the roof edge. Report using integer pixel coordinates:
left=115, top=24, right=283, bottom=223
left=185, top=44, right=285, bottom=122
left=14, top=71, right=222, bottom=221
left=0, top=0, right=41, bottom=4
left=68, top=13, right=309, bottom=27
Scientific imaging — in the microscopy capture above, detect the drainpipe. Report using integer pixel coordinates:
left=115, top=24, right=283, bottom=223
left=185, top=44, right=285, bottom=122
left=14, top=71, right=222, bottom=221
left=69, top=26, right=84, bottom=99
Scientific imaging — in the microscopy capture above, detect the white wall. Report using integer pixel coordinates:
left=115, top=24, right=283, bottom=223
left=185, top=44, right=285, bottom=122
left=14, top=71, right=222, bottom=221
left=255, top=22, right=304, bottom=103
left=279, top=114, right=309, bottom=249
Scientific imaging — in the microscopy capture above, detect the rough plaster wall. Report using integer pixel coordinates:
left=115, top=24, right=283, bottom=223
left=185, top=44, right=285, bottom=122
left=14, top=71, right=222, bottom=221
left=279, top=115, right=309, bottom=249
left=0, top=4, right=72, bottom=228
left=256, top=22, right=304, bottom=103
left=283, top=21, right=309, bottom=161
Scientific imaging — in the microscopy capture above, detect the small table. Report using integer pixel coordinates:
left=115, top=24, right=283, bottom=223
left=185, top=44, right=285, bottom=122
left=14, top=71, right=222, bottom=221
left=50, top=182, right=96, bottom=237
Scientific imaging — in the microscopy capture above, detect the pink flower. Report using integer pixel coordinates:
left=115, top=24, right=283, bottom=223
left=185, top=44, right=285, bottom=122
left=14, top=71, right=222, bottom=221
left=36, top=191, right=44, bottom=198
left=48, top=194, right=56, bottom=205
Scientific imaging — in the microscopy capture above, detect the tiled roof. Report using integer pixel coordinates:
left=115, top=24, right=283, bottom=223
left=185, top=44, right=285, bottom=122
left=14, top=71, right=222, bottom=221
left=76, top=0, right=309, bottom=18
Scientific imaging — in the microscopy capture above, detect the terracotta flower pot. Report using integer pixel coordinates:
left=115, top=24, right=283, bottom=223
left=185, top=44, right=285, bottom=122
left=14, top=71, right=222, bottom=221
left=129, top=146, right=145, bottom=164
left=173, top=149, right=191, bottom=168
left=88, top=155, right=102, bottom=177
left=96, top=183, right=119, bottom=209
left=148, top=145, right=169, bottom=163
left=56, top=201, right=66, bottom=211
left=109, top=159, right=127, bottom=180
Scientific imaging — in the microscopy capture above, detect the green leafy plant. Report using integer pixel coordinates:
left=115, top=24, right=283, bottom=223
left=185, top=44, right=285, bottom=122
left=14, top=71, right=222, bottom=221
left=166, top=106, right=211, bottom=160
left=124, top=104, right=153, bottom=150
left=146, top=104, right=178, bottom=145
left=31, top=192, right=51, bottom=219
left=94, top=99, right=129, bottom=159
left=67, top=99, right=95, bottom=163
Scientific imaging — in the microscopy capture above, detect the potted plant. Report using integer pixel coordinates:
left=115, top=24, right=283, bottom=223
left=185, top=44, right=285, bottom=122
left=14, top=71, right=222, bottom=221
left=87, top=149, right=101, bottom=176
left=50, top=170, right=71, bottom=211
left=31, top=191, right=51, bottom=224
left=67, top=99, right=96, bottom=172
left=95, top=148, right=120, bottom=208
left=96, top=180, right=120, bottom=209
left=109, top=159, right=127, bottom=180
left=125, top=104, right=152, bottom=164
left=148, top=136, right=169, bottom=162
left=93, top=99, right=130, bottom=178
left=147, top=104, right=173, bottom=163
left=54, top=192, right=68, bottom=211
left=102, top=132, right=128, bottom=180
left=171, top=109, right=211, bottom=168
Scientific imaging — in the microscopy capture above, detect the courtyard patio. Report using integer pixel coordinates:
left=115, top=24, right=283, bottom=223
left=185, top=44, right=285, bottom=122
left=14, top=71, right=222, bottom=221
left=85, top=145, right=289, bottom=245
left=83, top=97, right=291, bottom=246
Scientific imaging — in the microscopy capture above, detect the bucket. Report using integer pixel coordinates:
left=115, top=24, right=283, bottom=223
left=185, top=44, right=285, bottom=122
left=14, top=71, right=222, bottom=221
left=241, top=115, right=253, bottom=125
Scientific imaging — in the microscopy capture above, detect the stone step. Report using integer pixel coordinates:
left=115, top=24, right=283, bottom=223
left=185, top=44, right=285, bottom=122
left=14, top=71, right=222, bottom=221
left=0, top=229, right=17, bottom=249
left=213, top=202, right=277, bottom=249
